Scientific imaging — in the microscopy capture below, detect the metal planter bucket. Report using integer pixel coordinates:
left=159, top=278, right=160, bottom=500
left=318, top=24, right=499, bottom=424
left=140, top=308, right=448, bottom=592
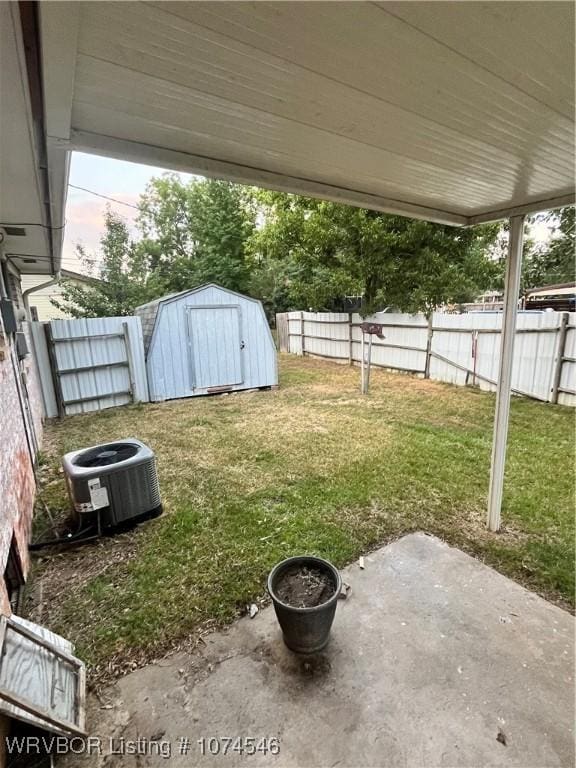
left=267, top=555, right=341, bottom=654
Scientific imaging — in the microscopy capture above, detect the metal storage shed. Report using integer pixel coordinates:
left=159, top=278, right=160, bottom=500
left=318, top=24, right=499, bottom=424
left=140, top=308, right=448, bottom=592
left=135, top=284, right=277, bottom=402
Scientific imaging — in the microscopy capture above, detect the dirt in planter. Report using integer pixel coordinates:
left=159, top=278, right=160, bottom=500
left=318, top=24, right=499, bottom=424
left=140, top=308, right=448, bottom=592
left=275, top=565, right=336, bottom=608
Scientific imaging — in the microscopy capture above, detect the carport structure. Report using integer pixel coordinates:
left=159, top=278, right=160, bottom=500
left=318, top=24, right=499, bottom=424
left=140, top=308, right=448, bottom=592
left=8, top=1, right=576, bottom=530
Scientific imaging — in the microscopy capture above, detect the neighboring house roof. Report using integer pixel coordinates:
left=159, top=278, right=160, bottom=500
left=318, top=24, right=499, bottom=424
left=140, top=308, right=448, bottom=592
left=59, top=269, right=99, bottom=284
left=525, top=282, right=576, bottom=298
left=21, top=270, right=98, bottom=321
left=21, top=269, right=97, bottom=287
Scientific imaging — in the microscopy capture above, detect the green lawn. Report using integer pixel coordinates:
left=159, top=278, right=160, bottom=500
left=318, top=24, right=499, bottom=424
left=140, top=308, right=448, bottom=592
left=30, top=355, right=575, bottom=683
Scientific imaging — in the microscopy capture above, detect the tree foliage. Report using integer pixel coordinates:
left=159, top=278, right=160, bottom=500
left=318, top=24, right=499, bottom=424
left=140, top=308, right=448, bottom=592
left=52, top=209, right=152, bottom=318
left=60, top=177, right=575, bottom=322
left=137, top=176, right=255, bottom=294
left=249, top=191, right=499, bottom=316
left=522, top=207, right=575, bottom=288
left=489, top=208, right=575, bottom=294
left=53, top=178, right=256, bottom=317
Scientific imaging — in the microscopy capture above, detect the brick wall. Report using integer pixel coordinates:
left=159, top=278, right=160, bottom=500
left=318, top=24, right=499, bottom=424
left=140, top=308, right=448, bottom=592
left=0, top=308, right=44, bottom=615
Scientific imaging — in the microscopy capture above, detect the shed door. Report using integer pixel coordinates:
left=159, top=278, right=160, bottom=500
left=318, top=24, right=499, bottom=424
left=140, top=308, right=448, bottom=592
left=187, top=305, right=243, bottom=390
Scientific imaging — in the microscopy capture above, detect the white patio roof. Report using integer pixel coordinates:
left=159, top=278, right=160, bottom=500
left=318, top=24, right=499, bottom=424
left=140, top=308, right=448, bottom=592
left=41, top=1, right=574, bottom=231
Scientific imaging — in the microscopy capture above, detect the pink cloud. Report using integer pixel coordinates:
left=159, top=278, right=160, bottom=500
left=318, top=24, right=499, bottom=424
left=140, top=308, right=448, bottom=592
left=62, top=194, right=140, bottom=269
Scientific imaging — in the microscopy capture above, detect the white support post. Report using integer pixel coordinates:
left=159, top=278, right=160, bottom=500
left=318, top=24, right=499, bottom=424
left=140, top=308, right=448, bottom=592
left=365, top=333, right=373, bottom=394
left=487, top=215, right=525, bottom=532
left=360, top=331, right=365, bottom=394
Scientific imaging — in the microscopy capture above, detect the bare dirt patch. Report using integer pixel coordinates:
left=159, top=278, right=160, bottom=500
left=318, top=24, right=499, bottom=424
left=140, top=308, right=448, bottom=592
left=26, top=529, right=143, bottom=628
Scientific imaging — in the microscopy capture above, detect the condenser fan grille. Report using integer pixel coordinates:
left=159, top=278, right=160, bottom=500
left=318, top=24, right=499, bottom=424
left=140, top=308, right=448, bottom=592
left=73, top=442, right=140, bottom=468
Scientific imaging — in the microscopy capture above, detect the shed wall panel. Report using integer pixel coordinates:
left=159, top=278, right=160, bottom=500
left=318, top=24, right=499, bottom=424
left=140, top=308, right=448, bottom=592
left=147, top=285, right=277, bottom=401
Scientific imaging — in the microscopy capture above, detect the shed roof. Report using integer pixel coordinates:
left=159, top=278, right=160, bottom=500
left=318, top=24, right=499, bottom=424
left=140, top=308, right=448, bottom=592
left=135, top=283, right=263, bottom=351
left=135, top=290, right=184, bottom=313
left=135, top=290, right=191, bottom=351
left=40, top=1, right=574, bottom=227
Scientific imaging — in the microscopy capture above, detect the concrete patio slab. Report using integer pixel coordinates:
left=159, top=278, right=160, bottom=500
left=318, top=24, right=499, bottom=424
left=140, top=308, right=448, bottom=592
left=77, top=534, right=574, bottom=768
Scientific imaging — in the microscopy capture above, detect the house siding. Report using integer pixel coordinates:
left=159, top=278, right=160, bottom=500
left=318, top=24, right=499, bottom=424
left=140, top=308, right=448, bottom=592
left=21, top=274, right=87, bottom=321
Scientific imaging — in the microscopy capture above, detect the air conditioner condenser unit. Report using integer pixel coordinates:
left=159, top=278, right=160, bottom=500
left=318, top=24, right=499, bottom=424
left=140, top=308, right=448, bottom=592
left=62, top=438, right=162, bottom=531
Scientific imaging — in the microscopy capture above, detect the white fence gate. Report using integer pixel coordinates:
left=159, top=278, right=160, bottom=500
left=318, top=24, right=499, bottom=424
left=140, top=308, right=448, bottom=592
left=30, top=317, right=148, bottom=417
left=276, top=311, right=576, bottom=407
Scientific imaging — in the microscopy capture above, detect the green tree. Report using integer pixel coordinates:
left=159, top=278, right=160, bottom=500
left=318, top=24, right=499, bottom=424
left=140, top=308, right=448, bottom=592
left=488, top=207, right=574, bottom=295
left=522, top=207, right=575, bottom=288
left=382, top=227, right=495, bottom=315
left=51, top=209, right=153, bottom=318
left=249, top=192, right=499, bottom=316
left=137, top=176, right=255, bottom=293
left=53, top=181, right=504, bottom=321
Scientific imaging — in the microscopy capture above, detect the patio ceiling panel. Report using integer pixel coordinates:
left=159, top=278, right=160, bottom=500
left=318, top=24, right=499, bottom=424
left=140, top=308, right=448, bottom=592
left=72, top=59, right=516, bottom=212
left=381, top=1, right=575, bottom=120
left=43, top=1, right=574, bottom=226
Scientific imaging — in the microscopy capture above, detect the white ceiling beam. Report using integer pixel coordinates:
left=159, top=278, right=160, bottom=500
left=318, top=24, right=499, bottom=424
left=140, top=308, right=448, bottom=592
left=44, top=142, right=70, bottom=268
left=467, top=194, right=575, bottom=225
left=63, top=130, right=469, bottom=227
left=63, top=131, right=575, bottom=227
left=39, top=3, right=80, bottom=271
left=3, top=3, right=51, bottom=264
left=39, top=2, right=79, bottom=141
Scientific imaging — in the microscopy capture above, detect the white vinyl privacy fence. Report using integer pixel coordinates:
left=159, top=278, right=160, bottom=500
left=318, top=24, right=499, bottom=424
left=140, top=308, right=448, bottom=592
left=29, top=317, right=148, bottom=417
left=276, top=311, right=576, bottom=407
